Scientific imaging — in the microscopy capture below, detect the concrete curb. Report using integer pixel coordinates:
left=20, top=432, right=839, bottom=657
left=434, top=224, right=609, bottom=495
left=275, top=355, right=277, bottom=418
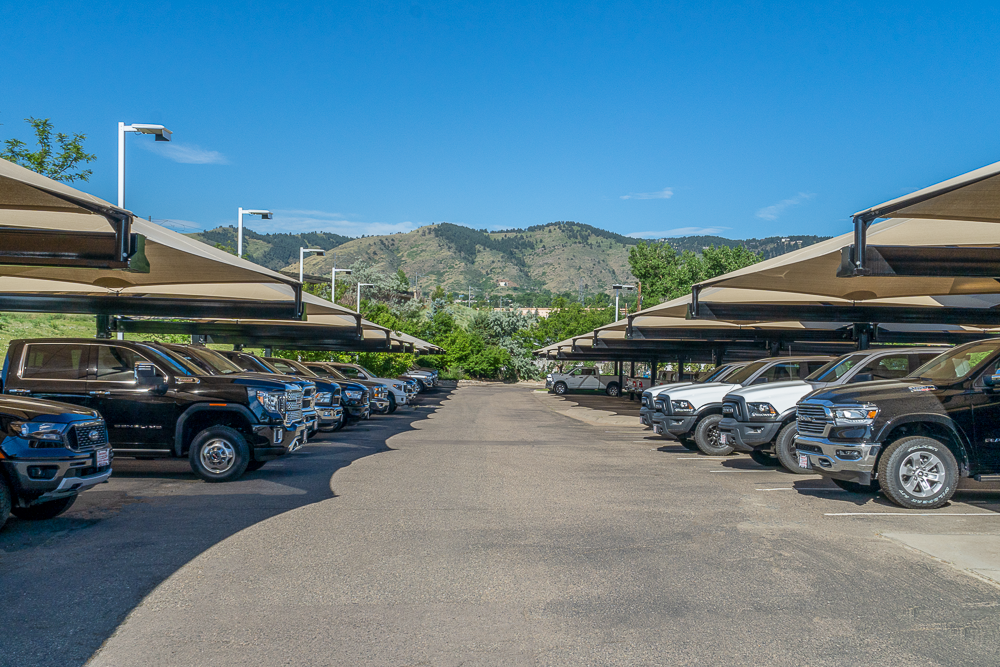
left=530, top=389, right=647, bottom=427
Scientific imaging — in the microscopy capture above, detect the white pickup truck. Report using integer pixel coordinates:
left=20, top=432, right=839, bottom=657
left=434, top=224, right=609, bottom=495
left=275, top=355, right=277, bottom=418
left=547, top=367, right=622, bottom=396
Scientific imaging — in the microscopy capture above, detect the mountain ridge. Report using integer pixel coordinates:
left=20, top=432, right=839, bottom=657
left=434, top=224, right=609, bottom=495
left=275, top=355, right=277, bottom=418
left=187, top=222, right=827, bottom=294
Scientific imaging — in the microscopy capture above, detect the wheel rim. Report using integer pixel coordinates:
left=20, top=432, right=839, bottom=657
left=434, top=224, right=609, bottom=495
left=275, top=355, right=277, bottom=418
left=200, top=438, right=236, bottom=474
left=708, top=424, right=720, bottom=448
left=898, top=450, right=946, bottom=498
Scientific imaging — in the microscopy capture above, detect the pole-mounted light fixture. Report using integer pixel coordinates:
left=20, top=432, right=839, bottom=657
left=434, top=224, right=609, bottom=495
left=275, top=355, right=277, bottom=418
left=118, top=122, right=172, bottom=209
left=237, top=208, right=272, bottom=258
left=299, top=247, right=326, bottom=284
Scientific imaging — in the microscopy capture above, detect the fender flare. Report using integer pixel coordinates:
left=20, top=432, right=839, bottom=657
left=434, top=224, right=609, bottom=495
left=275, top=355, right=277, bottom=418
left=174, top=404, right=258, bottom=457
left=694, top=402, right=723, bottom=418
left=874, top=413, right=973, bottom=471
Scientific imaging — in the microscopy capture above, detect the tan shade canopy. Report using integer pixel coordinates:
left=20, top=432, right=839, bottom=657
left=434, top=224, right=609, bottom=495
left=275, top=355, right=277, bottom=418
left=0, top=157, right=125, bottom=220
left=693, top=218, right=1000, bottom=300
left=855, top=160, right=1000, bottom=224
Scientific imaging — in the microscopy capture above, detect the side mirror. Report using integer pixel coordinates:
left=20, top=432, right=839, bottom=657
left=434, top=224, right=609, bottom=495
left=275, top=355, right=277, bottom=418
left=850, top=373, right=874, bottom=384
left=751, top=377, right=769, bottom=385
left=984, top=374, right=1000, bottom=388
left=135, top=362, right=167, bottom=393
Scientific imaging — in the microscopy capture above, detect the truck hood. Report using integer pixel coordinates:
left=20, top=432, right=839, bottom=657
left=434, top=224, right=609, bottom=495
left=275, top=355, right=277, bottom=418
left=647, top=381, right=697, bottom=397
left=0, top=396, right=100, bottom=422
left=803, top=378, right=944, bottom=407
left=725, top=380, right=814, bottom=413
left=668, top=382, right=738, bottom=406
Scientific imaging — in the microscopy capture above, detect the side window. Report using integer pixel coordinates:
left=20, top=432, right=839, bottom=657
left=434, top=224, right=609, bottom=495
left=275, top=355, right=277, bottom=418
left=95, top=346, right=144, bottom=381
left=974, top=359, right=1000, bottom=388
left=912, top=353, right=944, bottom=373
left=761, top=362, right=800, bottom=383
left=856, top=355, right=911, bottom=381
left=338, top=367, right=360, bottom=379
left=581, top=368, right=594, bottom=376
left=270, top=360, right=296, bottom=374
left=22, top=343, right=89, bottom=380
left=803, top=361, right=828, bottom=377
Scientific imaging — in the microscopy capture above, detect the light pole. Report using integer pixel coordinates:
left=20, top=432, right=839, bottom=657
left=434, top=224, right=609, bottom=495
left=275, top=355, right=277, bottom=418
left=356, top=283, right=375, bottom=313
left=299, top=247, right=326, bottom=284
left=238, top=208, right=272, bottom=258
left=331, top=267, right=352, bottom=304
left=118, top=122, right=172, bottom=209
left=612, top=283, right=636, bottom=321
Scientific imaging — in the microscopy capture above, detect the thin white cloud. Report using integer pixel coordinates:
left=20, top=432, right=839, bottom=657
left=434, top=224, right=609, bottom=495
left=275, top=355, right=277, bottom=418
left=251, top=209, right=418, bottom=236
left=627, top=226, right=731, bottom=239
left=755, top=192, right=815, bottom=220
left=138, top=141, right=229, bottom=165
left=620, top=187, right=673, bottom=200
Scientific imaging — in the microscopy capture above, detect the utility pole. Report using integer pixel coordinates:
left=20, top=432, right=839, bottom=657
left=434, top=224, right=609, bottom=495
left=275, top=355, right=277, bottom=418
left=579, top=279, right=585, bottom=304
left=468, top=286, right=473, bottom=308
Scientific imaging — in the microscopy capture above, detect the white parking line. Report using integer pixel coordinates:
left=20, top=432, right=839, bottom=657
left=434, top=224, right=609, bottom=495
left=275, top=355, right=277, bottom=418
left=709, top=470, right=780, bottom=473
left=823, top=512, right=1000, bottom=517
left=755, top=487, right=848, bottom=492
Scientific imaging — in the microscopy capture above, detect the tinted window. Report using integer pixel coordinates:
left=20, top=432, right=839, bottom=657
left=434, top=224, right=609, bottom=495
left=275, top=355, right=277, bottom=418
left=912, top=340, right=1000, bottom=382
left=727, top=361, right=769, bottom=385
left=807, top=354, right=866, bottom=382
left=335, top=366, right=362, bottom=379
left=95, top=346, right=145, bottom=381
left=268, top=359, right=301, bottom=375
left=22, top=343, right=89, bottom=380
left=855, top=354, right=912, bottom=381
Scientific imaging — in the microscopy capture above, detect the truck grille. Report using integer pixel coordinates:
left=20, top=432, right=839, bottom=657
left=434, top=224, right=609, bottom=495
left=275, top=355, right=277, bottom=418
left=68, top=421, right=109, bottom=452
left=285, top=389, right=303, bottom=426
left=796, top=403, right=831, bottom=436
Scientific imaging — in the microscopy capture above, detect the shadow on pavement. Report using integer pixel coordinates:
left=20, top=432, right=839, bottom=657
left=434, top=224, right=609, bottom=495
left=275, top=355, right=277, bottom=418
left=0, top=385, right=456, bottom=667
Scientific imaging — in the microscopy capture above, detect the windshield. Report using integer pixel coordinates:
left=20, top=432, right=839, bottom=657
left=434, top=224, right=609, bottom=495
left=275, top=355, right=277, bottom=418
left=725, top=360, right=768, bottom=385
left=321, top=366, right=349, bottom=380
left=911, top=340, right=1000, bottom=383
left=807, top=353, right=868, bottom=382
left=701, top=366, right=733, bottom=382
left=184, top=347, right=244, bottom=374
left=335, top=365, right=363, bottom=379
left=228, top=354, right=277, bottom=374
left=269, top=358, right=319, bottom=377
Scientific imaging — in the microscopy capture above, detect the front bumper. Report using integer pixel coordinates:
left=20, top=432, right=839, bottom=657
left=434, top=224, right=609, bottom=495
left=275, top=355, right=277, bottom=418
left=252, top=422, right=307, bottom=461
left=344, top=402, right=370, bottom=419
left=718, top=418, right=783, bottom=453
left=370, top=398, right=391, bottom=413
left=639, top=406, right=657, bottom=426
left=316, top=405, right=343, bottom=429
left=794, top=434, right=879, bottom=485
left=4, top=453, right=113, bottom=503
left=656, top=413, right=697, bottom=437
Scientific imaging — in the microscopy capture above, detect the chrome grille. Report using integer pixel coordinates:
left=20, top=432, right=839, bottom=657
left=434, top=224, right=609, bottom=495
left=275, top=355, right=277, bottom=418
left=68, top=421, right=108, bottom=452
left=284, top=388, right=303, bottom=426
left=796, top=403, right=831, bottom=436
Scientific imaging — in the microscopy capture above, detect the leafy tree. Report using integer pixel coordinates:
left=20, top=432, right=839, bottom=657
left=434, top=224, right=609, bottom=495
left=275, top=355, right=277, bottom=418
left=431, top=285, right=446, bottom=300
left=520, top=302, right=614, bottom=350
left=628, top=241, right=762, bottom=306
left=628, top=241, right=680, bottom=304
left=1, top=117, right=96, bottom=182
left=396, top=268, right=410, bottom=289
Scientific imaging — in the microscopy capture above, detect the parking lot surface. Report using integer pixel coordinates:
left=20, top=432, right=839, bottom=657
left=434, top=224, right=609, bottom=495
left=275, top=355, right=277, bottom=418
left=7, top=384, right=1000, bottom=666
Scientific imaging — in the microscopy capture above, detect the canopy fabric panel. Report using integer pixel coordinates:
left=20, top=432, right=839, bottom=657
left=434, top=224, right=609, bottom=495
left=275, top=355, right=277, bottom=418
left=854, top=160, right=1000, bottom=224
left=0, top=157, right=124, bottom=218
left=692, top=218, right=1000, bottom=300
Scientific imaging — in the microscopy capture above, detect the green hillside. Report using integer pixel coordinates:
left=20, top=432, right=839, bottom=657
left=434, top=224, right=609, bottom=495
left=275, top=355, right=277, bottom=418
left=188, top=222, right=827, bottom=294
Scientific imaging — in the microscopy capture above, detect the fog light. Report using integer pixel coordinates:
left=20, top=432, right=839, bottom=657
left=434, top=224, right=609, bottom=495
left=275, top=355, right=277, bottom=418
left=27, top=466, right=58, bottom=480
left=274, top=429, right=283, bottom=444
left=836, top=449, right=863, bottom=460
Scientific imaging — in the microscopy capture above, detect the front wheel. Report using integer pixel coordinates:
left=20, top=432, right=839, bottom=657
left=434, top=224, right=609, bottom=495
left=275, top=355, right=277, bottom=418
left=0, top=477, right=11, bottom=530
left=694, top=414, right=734, bottom=455
left=388, top=394, right=397, bottom=414
left=553, top=382, right=568, bottom=395
left=606, top=382, right=620, bottom=397
left=877, top=436, right=958, bottom=509
left=774, top=423, right=811, bottom=474
left=189, top=425, right=250, bottom=483
left=11, top=495, right=76, bottom=520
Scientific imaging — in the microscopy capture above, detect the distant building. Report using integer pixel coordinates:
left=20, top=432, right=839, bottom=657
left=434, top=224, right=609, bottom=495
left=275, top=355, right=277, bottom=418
left=497, top=278, right=518, bottom=288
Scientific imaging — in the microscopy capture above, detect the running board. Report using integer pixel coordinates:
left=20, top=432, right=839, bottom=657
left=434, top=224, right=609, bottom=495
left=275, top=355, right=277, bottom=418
left=974, top=475, right=1000, bottom=483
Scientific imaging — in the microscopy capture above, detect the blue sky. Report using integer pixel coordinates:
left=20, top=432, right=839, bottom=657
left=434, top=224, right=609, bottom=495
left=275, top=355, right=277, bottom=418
left=4, top=1, right=1000, bottom=240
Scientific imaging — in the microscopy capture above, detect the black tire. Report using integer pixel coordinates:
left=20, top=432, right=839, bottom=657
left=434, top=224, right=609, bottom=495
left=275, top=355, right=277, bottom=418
left=388, top=394, right=397, bottom=414
left=774, top=422, right=811, bottom=474
left=11, top=495, right=76, bottom=521
left=0, top=477, right=11, bottom=530
left=606, top=382, right=620, bottom=397
left=749, top=449, right=780, bottom=467
left=330, top=413, right=345, bottom=431
left=245, top=460, right=267, bottom=472
left=553, top=382, right=568, bottom=395
left=188, top=425, right=251, bottom=483
left=877, top=436, right=958, bottom=509
left=830, top=478, right=881, bottom=494
left=694, top=414, right=734, bottom=455
left=677, top=436, right=700, bottom=451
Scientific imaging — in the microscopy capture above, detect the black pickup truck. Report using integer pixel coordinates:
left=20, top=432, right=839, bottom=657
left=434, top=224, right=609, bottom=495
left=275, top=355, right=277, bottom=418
left=2, top=339, right=307, bottom=482
left=0, top=395, right=112, bottom=529
left=796, top=339, right=1000, bottom=508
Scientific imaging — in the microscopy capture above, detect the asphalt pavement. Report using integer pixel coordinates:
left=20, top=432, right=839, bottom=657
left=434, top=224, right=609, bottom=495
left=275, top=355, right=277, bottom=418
left=7, top=384, right=1000, bottom=666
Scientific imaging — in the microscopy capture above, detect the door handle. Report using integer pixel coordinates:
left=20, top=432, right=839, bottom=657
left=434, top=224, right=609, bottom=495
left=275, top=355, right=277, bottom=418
left=7, top=388, right=31, bottom=395
left=88, top=390, right=110, bottom=396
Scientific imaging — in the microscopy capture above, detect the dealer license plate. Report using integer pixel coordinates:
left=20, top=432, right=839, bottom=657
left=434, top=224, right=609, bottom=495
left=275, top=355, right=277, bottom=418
left=719, top=433, right=731, bottom=445
left=96, top=448, right=110, bottom=467
left=798, top=454, right=810, bottom=469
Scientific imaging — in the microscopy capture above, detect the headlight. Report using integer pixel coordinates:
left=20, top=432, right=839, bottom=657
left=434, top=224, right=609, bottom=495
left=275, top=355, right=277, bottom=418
left=654, top=399, right=665, bottom=410
left=249, top=388, right=285, bottom=413
left=833, top=405, right=879, bottom=425
left=315, top=392, right=333, bottom=406
left=392, top=383, right=402, bottom=390
left=10, top=421, right=69, bottom=442
left=345, top=390, right=363, bottom=399
left=747, top=402, right=778, bottom=419
left=671, top=400, right=695, bottom=414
